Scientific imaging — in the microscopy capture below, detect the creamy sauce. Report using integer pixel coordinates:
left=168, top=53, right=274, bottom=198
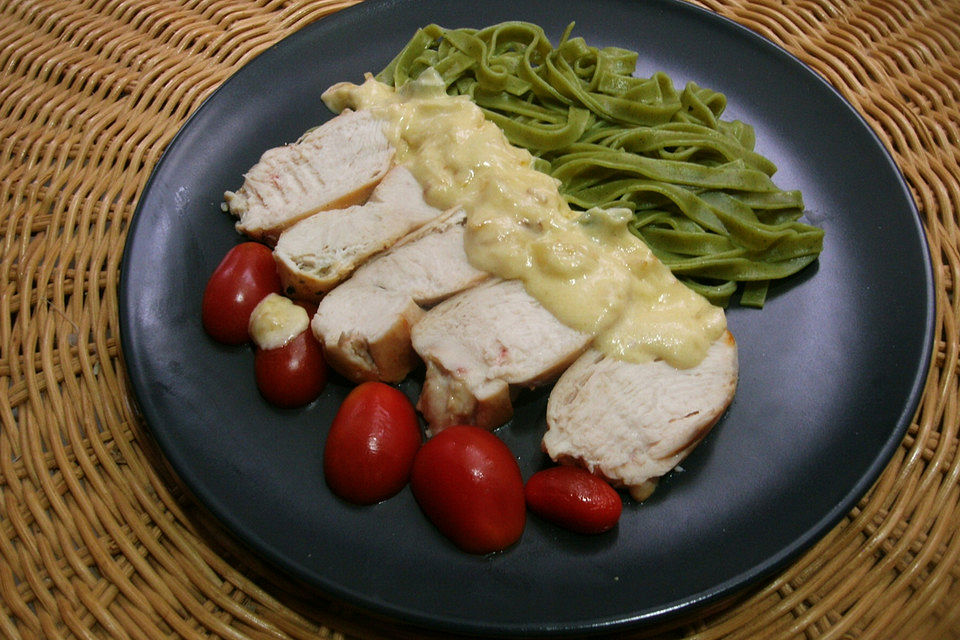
left=323, top=72, right=725, bottom=368
left=249, top=293, right=309, bottom=350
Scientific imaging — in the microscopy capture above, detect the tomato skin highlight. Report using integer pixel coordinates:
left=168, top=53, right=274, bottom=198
left=202, top=242, right=282, bottom=345
left=253, top=330, right=327, bottom=408
left=324, top=382, right=422, bottom=505
left=410, top=426, right=526, bottom=554
left=524, top=466, right=622, bottom=534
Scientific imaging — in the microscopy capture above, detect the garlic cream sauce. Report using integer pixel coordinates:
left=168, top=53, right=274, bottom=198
left=323, top=71, right=726, bottom=369
left=249, top=293, right=309, bottom=351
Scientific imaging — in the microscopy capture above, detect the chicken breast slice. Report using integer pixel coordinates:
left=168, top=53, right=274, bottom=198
left=412, top=279, right=592, bottom=434
left=311, top=284, right=426, bottom=383
left=347, top=208, right=488, bottom=307
left=311, top=208, right=489, bottom=383
left=225, top=109, right=393, bottom=243
left=273, top=166, right=444, bottom=301
left=543, top=330, right=738, bottom=501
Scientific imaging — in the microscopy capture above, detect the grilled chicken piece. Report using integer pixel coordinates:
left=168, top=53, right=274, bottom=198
left=312, top=284, right=425, bottom=383
left=412, top=279, right=591, bottom=434
left=347, top=208, right=488, bottom=307
left=543, top=330, right=738, bottom=501
left=225, top=109, right=393, bottom=243
left=311, top=208, right=489, bottom=383
left=273, top=166, right=444, bottom=302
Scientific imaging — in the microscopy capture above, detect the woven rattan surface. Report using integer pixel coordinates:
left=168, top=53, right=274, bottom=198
left=1, top=0, right=958, bottom=638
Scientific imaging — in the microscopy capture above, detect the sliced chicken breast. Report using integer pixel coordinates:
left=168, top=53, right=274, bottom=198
left=225, top=109, right=393, bottom=243
left=543, top=330, right=738, bottom=501
left=412, top=279, right=591, bottom=434
left=311, top=284, right=426, bottom=383
left=273, top=166, right=444, bottom=301
left=311, top=208, right=488, bottom=383
left=348, top=208, right=488, bottom=307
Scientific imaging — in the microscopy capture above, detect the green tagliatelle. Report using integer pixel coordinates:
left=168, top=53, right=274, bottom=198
left=376, top=22, right=824, bottom=307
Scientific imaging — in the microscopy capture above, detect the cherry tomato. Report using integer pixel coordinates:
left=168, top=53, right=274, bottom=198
left=202, top=242, right=282, bottom=344
left=254, top=330, right=328, bottom=408
left=524, top=466, right=622, bottom=535
left=324, top=382, right=422, bottom=505
left=410, top=426, right=525, bottom=554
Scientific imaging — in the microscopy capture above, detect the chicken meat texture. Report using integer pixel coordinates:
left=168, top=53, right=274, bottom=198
left=411, top=278, right=593, bottom=435
left=273, top=165, right=445, bottom=302
left=311, top=207, right=489, bottom=383
left=543, top=330, right=738, bottom=501
left=225, top=109, right=394, bottom=244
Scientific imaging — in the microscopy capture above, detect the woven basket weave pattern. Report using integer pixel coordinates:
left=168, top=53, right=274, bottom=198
left=1, top=1, right=958, bottom=638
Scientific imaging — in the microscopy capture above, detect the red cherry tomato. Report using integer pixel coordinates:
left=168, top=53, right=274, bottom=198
left=410, top=426, right=525, bottom=554
left=524, top=466, right=622, bottom=534
left=324, top=382, right=422, bottom=505
left=202, top=242, right=282, bottom=344
left=254, top=330, right=328, bottom=408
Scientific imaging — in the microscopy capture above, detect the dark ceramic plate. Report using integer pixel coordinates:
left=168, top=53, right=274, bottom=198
left=119, top=0, right=934, bottom=636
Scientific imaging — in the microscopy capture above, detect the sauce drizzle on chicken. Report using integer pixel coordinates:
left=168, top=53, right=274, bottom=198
left=323, top=71, right=726, bottom=369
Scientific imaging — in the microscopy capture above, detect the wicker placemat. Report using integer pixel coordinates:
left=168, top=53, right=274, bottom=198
left=1, top=0, right=957, bottom=638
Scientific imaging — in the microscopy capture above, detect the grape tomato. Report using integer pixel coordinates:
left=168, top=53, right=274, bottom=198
left=525, top=466, right=622, bottom=534
left=202, top=242, right=283, bottom=345
left=323, top=382, right=422, bottom=505
left=253, top=329, right=327, bottom=408
left=410, top=426, right=525, bottom=554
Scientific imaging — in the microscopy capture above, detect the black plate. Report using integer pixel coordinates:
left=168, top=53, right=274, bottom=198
left=118, top=0, right=934, bottom=636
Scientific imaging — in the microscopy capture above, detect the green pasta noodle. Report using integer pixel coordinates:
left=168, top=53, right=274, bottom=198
left=376, top=21, right=824, bottom=307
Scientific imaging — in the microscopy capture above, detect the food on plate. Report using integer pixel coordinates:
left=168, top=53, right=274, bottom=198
left=202, top=242, right=282, bottom=345
left=248, top=293, right=328, bottom=408
left=411, top=279, right=591, bottom=434
left=410, top=425, right=526, bottom=554
left=544, top=330, right=738, bottom=501
left=323, top=382, right=422, bottom=505
left=524, top=466, right=622, bottom=534
left=377, top=22, right=824, bottom=308
left=223, top=66, right=735, bottom=500
left=209, top=20, right=826, bottom=550
left=322, top=71, right=726, bottom=371
left=273, top=165, right=444, bottom=301
left=225, top=109, right=394, bottom=244
left=310, top=207, right=488, bottom=383
left=219, top=68, right=739, bottom=502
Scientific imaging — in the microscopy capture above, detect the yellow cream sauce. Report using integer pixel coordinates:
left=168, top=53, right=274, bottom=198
left=249, top=293, right=309, bottom=350
left=322, top=72, right=726, bottom=368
